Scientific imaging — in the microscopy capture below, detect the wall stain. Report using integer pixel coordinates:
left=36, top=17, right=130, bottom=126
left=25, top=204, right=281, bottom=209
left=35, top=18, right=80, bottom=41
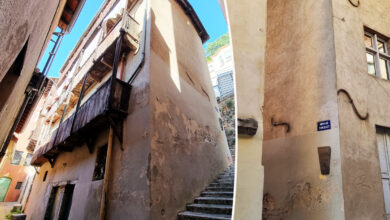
left=263, top=181, right=337, bottom=219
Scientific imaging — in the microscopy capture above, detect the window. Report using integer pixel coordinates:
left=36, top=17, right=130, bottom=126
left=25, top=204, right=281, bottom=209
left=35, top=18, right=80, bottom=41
left=219, top=55, right=225, bottom=67
left=224, top=49, right=232, bottom=61
left=15, top=182, right=23, bottom=190
left=92, top=145, right=107, bottom=181
left=43, top=171, right=48, bottom=182
left=44, top=184, right=75, bottom=220
left=365, top=29, right=390, bottom=80
left=24, top=153, right=32, bottom=166
left=10, top=151, right=23, bottom=165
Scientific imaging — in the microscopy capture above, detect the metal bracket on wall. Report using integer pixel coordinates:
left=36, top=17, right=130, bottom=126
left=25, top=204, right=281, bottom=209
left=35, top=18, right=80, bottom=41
left=238, top=118, right=258, bottom=136
left=271, top=118, right=290, bottom=133
left=348, top=0, right=360, bottom=7
left=85, top=136, right=96, bottom=154
left=337, top=89, right=369, bottom=120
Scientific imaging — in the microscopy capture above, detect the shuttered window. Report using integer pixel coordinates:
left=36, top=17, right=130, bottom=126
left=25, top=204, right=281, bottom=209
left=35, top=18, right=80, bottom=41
left=376, top=127, right=390, bottom=219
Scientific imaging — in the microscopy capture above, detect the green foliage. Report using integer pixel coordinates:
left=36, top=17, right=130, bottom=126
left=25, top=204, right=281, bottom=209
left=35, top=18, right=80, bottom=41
left=205, top=33, right=230, bottom=59
left=6, top=210, right=22, bottom=219
left=226, top=99, right=234, bottom=109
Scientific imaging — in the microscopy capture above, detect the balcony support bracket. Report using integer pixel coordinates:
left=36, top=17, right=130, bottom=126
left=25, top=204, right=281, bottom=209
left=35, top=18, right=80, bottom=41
left=45, top=155, right=57, bottom=168
left=85, top=136, right=95, bottom=154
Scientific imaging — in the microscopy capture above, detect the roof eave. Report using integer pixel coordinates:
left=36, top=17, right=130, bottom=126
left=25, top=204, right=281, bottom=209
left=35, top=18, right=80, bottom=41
left=175, top=0, right=210, bottom=43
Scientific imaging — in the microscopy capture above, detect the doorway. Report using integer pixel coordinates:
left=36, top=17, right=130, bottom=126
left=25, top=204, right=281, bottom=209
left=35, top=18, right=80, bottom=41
left=0, top=177, right=11, bottom=202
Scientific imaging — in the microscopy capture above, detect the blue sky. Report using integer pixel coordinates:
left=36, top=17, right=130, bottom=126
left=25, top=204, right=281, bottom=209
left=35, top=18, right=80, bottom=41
left=38, top=0, right=227, bottom=78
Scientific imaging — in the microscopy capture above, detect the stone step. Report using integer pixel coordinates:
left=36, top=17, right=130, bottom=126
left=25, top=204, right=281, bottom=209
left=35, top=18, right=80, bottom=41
left=212, top=180, right=234, bottom=184
left=194, top=197, right=233, bottom=205
left=212, top=182, right=233, bottom=186
left=209, top=183, right=233, bottom=188
left=218, top=176, right=234, bottom=180
left=178, top=211, right=231, bottom=220
left=177, top=166, right=234, bottom=220
left=186, top=204, right=232, bottom=215
left=218, top=174, right=234, bottom=177
left=219, top=174, right=234, bottom=177
left=205, top=187, right=233, bottom=192
left=218, top=175, right=234, bottom=178
left=201, top=191, right=233, bottom=198
left=221, top=172, right=233, bottom=175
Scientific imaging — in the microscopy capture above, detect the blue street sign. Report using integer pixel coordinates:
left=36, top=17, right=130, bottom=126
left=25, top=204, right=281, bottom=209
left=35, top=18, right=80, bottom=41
left=317, top=120, right=331, bottom=131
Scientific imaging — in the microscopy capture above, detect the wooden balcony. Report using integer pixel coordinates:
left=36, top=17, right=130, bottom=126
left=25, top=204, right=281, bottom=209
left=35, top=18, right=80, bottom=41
left=31, top=77, right=131, bottom=166
left=45, top=11, right=139, bottom=125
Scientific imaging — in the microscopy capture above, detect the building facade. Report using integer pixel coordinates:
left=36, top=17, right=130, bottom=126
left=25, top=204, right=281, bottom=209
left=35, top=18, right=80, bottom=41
left=261, top=0, right=390, bottom=219
left=0, top=78, right=57, bottom=218
left=208, top=44, right=234, bottom=99
left=221, top=0, right=390, bottom=219
left=0, top=0, right=85, bottom=163
left=24, top=0, right=231, bottom=219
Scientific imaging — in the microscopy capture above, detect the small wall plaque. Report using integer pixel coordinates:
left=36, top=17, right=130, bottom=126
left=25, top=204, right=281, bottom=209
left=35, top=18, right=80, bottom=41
left=317, top=120, right=331, bottom=131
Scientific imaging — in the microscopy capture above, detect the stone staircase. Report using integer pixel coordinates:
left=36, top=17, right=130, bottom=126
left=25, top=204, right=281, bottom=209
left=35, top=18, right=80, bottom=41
left=177, top=165, right=235, bottom=220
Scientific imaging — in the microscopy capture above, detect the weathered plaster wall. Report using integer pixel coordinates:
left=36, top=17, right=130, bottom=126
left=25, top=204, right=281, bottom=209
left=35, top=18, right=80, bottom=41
left=106, top=1, right=152, bottom=217
left=25, top=0, right=152, bottom=218
left=0, top=0, right=66, bottom=155
left=149, top=0, right=231, bottom=219
left=332, top=0, right=390, bottom=219
left=263, top=129, right=344, bottom=219
left=263, top=0, right=345, bottom=219
left=25, top=1, right=228, bottom=219
left=24, top=129, right=108, bottom=220
left=222, top=0, right=266, bottom=219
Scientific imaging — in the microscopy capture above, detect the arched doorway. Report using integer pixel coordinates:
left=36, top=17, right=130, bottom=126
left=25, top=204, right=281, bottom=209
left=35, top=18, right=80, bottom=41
left=0, top=177, right=11, bottom=201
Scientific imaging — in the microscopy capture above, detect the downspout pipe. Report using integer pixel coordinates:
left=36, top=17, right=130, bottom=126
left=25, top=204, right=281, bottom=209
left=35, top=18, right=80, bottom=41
left=127, top=0, right=148, bottom=84
left=99, top=2, right=149, bottom=219
left=99, top=127, right=114, bottom=220
left=99, top=5, right=129, bottom=220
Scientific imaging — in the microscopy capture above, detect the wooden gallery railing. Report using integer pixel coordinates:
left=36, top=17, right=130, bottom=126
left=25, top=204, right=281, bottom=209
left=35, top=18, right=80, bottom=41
left=31, top=77, right=131, bottom=167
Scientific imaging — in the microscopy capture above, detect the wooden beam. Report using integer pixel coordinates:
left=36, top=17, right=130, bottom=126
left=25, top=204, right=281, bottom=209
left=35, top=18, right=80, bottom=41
left=99, top=127, right=113, bottom=220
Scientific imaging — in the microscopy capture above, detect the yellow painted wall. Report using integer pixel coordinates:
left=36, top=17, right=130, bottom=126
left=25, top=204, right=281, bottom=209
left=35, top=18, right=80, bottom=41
left=223, top=0, right=267, bottom=219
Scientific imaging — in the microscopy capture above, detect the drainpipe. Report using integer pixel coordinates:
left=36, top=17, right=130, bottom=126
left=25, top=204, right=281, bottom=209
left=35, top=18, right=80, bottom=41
left=99, top=1, right=149, bottom=218
left=99, top=127, right=114, bottom=220
left=127, top=0, right=148, bottom=84
left=99, top=7, right=127, bottom=220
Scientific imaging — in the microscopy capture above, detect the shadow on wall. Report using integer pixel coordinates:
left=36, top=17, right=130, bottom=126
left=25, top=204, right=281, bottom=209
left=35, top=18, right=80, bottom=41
left=148, top=1, right=230, bottom=219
